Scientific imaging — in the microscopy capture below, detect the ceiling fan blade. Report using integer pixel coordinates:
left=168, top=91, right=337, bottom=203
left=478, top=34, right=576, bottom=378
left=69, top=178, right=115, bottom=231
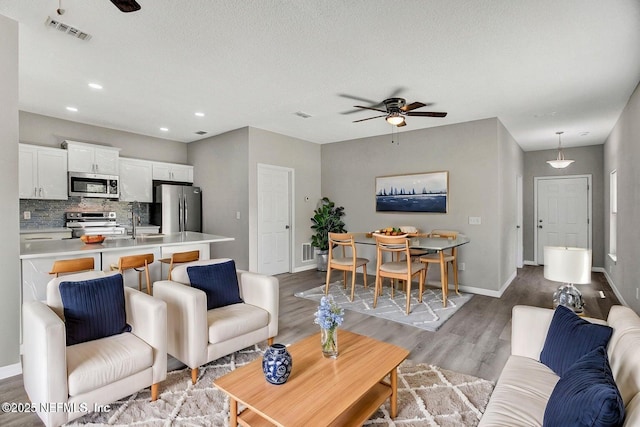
left=354, top=105, right=387, bottom=113
left=338, top=93, right=381, bottom=106
left=353, top=115, right=386, bottom=123
left=110, top=0, right=141, bottom=12
left=401, top=102, right=426, bottom=112
left=406, top=111, right=448, bottom=118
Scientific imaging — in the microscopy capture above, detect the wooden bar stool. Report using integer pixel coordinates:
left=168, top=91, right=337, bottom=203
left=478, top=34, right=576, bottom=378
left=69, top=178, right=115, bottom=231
left=158, top=250, right=200, bottom=280
left=49, top=257, right=95, bottom=277
left=110, top=253, right=155, bottom=295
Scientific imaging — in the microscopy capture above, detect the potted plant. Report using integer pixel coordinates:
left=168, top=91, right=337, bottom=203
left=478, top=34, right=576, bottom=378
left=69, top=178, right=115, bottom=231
left=310, top=197, right=346, bottom=271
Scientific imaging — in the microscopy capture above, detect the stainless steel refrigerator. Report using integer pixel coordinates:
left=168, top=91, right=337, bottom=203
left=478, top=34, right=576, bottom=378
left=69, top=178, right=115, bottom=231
left=151, top=183, right=202, bottom=233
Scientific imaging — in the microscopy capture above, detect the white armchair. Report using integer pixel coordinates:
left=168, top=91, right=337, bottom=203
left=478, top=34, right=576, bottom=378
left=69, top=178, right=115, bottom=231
left=22, top=271, right=167, bottom=427
left=153, top=258, right=279, bottom=384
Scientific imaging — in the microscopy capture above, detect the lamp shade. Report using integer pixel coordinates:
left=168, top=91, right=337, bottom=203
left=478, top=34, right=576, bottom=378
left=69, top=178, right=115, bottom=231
left=544, top=246, right=592, bottom=284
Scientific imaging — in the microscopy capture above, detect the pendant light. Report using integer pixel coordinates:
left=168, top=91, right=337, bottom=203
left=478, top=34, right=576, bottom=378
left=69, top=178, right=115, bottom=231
left=547, top=131, right=574, bottom=168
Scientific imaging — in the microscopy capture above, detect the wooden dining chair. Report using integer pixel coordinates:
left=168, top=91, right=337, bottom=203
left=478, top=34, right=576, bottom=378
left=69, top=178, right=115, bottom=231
left=419, top=230, right=459, bottom=307
left=158, top=250, right=200, bottom=280
left=110, top=253, right=155, bottom=295
left=324, top=233, right=369, bottom=302
left=374, top=235, right=425, bottom=315
left=49, top=257, right=95, bottom=277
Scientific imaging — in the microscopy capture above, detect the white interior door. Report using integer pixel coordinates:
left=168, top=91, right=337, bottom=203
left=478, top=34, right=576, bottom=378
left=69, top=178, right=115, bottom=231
left=536, top=176, right=590, bottom=263
left=257, top=164, right=291, bottom=275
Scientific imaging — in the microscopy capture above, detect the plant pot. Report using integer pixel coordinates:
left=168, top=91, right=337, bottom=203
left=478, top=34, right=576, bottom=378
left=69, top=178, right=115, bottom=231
left=316, top=250, right=328, bottom=271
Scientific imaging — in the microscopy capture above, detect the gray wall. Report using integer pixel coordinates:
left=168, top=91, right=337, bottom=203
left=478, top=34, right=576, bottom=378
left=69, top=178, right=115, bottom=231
left=19, top=111, right=187, bottom=163
left=248, top=127, right=322, bottom=272
left=188, top=128, right=250, bottom=268
left=523, top=145, right=604, bottom=266
left=321, top=118, right=523, bottom=294
left=0, top=15, right=20, bottom=369
left=498, top=120, right=525, bottom=287
left=604, top=80, right=640, bottom=312
left=187, top=126, right=322, bottom=272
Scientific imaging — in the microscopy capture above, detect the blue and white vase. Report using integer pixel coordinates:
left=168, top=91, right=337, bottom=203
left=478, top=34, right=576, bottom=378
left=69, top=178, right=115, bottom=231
left=262, top=343, right=292, bottom=385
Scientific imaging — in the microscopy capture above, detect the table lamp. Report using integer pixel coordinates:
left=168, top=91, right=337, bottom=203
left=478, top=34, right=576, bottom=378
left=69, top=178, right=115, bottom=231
left=543, top=246, right=592, bottom=314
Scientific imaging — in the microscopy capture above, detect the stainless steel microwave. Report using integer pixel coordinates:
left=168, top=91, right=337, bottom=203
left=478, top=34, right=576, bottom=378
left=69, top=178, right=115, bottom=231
left=68, top=172, right=119, bottom=198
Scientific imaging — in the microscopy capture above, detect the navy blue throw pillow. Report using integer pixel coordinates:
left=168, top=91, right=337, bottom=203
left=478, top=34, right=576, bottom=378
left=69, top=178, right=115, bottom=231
left=540, top=305, right=613, bottom=376
left=543, top=346, right=625, bottom=427
left=59, top=274, right=131, bottom=346
left=187, top=260, right=243, bottom=310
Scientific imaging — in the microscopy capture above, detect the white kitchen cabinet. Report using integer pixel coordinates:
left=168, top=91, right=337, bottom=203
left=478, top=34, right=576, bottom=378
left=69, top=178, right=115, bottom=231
left=62, top=140, right=120, bottom=175
left=152, top=161, right=193, bottom=182
left=119, top=158, right=153, bottom=202
left=19, top=144, right=68, bottom=200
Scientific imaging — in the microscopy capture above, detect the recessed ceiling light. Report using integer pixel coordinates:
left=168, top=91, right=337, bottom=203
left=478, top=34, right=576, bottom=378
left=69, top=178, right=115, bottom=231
left=66, top=106, right=78, bottom=112
left=160, top=127, right=169, bottom=132
left=88, top=83, right=103, bottom=90
left=194, top=112, right=205, bottom=117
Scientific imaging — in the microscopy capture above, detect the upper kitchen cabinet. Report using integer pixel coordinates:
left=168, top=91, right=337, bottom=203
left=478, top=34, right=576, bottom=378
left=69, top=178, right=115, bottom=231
left=119, top=158, right=153, bottom=202
left=62, top=140, right=120, bottom=175
left=19, top=144, right=68, bottom=200
left=152, top=161, right=193, bottom=183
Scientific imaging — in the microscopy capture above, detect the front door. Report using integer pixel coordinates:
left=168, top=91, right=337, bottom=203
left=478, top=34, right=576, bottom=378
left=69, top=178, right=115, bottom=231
left=257, top=164, right=292, bottom=275
left=536, top=176, right=590, bottom=264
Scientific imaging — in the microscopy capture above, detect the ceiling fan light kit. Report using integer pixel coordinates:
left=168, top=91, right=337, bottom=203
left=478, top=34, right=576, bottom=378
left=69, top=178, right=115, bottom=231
left=547, top=131, right=575, bottom=168
left=386, top=112, right=405, bottom=126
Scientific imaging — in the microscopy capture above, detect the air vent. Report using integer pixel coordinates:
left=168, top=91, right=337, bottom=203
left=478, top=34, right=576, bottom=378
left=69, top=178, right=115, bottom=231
left=45, top=16, right=92, bottom=41
left=194, top=131, right=208, bottom=135
left=302, top=243, right=315, bottom=262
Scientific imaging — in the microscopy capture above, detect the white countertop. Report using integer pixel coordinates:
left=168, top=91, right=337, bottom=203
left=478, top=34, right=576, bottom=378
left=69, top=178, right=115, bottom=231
left=20, top=231, right=234, bottom=259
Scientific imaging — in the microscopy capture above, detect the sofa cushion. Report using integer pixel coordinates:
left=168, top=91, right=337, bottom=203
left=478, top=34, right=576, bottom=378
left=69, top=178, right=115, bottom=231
left=479, top=355, right=559, bottom=426
left=187, top=260, right=244, bottom=310
left=59, top=274, right=131, bottom=346
left=208, top=303, right=269, bottom=344
left=544, top=346, right=624, bottom=427
left=67, top=332, right=153, bottom=396
left=540, top=305, right=613, bottom=376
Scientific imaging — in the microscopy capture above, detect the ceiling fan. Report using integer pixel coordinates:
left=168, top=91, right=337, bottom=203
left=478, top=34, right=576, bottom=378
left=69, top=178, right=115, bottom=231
left=110, top=0, right=141, bottom=13
left=352, top=98, right=447, bottom=127
left=56, top=0, right=140, bottom=15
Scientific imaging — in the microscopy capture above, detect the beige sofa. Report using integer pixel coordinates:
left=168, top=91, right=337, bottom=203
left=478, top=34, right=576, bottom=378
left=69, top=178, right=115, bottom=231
left=22, top=271, right=167, bottom=427
left=479, top=305, right=640, bottom=426
left=153, top=258, right=279, bottom=383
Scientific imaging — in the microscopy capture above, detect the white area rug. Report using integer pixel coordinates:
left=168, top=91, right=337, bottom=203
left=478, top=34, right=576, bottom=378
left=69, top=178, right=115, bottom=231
left=68, top=344, right=494, bottom=426
left=295, top=281, right=474, bottom=332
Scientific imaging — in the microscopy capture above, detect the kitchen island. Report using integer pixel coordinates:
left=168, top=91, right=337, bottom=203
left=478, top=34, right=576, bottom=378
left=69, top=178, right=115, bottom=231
left=20, top=231, right=234, bottom=303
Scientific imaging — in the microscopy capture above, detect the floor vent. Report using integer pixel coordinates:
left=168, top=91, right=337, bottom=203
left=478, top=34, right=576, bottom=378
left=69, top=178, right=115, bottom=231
left=45, top=16, right=92, bottom=41
left=302, top=243, right=315, bottom=262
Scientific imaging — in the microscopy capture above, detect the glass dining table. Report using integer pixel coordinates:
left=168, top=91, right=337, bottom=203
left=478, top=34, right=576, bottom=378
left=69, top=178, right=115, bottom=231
left=351, top=232, right=470, bottom=307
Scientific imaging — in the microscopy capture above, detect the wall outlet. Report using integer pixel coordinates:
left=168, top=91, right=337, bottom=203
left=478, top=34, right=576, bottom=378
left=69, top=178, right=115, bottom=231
left=23, top=211, right=31, bottom=220
left=468, top=216, right=481, bottom=225
left=236, top=211, right=241, bottom=220
left=636, top=288, right=639, bottom=300
left=458, top=262, right=465, bottom=271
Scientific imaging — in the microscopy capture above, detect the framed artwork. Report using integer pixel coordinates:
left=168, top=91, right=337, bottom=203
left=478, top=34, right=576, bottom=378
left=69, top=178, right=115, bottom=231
left=375, top=171, right=448, bottom=213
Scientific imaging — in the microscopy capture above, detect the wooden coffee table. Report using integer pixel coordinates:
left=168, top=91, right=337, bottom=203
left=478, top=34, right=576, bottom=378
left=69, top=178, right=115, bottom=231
left=214, top=330, right=410, bottom=426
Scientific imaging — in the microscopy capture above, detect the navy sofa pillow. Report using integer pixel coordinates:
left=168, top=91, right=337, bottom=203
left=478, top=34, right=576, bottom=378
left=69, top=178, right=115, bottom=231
left=187, top=260, right=243, bottom=310
left=540, top=305, right=613, bottom=376
left=543, top=346, right=625, bottom=427
left=59, top=274, right=131, bottom=346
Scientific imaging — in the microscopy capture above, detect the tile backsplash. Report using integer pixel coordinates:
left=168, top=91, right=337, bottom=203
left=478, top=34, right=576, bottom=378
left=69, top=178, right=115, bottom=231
left=20, top=198, right=150, bottom=229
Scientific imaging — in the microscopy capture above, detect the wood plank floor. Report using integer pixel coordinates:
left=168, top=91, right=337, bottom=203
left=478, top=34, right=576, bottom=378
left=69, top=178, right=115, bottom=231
left=0, top=265, right=619, bottom=426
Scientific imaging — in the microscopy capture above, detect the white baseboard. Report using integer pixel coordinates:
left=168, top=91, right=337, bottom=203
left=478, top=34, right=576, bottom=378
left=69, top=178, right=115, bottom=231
left=524, top=260, right=538, bottom=266
left=0, top=362, right=21, bottom=380
left=293, top=264, right=318, bottom=273
left=601, top=268, right=627, bottom=306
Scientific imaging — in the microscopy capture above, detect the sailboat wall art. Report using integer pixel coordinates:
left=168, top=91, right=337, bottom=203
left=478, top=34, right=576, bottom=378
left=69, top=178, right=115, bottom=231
left=375, top=171, right=448, bottom=213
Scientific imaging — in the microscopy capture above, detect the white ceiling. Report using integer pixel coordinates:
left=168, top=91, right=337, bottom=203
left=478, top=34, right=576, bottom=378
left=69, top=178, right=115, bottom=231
left=1, top=0, right=639, bottom=151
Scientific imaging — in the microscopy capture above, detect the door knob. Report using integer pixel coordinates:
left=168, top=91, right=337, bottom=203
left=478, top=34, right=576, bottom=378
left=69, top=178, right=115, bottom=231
left=538, top=225, right=543, bottom=229
left=285, top=225, right=290, bottom=229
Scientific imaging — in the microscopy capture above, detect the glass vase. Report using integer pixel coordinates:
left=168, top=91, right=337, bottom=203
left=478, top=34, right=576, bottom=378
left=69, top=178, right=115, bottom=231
left=321, top=327, right=338, bottom=358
